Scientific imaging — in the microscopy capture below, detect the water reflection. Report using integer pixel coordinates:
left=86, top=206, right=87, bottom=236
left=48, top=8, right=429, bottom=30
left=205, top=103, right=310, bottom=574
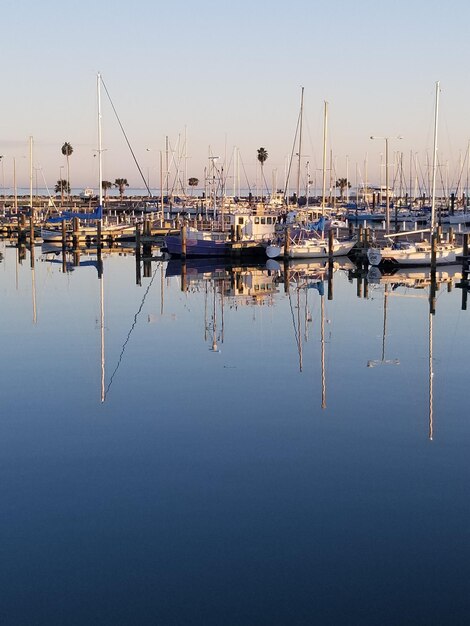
left=6, top=236, right=470, bottom=436
left=2, top=238, right=470, bottom=623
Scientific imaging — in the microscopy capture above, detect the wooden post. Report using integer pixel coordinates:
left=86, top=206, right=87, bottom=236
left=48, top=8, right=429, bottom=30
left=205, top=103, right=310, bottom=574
left=327, top=260, right=333, bottom=301
left=430, top=262, right=437, bottom=316
left=181, top=222, right=187, bottom=259
left=17, top=213, right=24, bottom=242
left=97, top=219, right=102, bottom=250
left=135, top=223, right=141, bottom=286
left=97, top=243, right=103, bottom=279
left=328, top=228, right=334, bottom=261
left=143, top=243, right=152, bottom=278
left=181, top=260, right=187, bottom=292
left=283, top=259, right=290, bottom=293
left=72, top=216, right=79, bottom=248
left=463, top=232, right=469, bottom=262
left=357, top=274, right=363, bottom=298
left=29, top=214, right=35, bottom=248
left=448, top=226, right=454, bottom=244
left=30, top=240, right=35, bottom=269
left=284, top=227, right=290, bottom=259
left=431, top=231, right=437, bottom=270
left=61, top=219, right=67, bottom=249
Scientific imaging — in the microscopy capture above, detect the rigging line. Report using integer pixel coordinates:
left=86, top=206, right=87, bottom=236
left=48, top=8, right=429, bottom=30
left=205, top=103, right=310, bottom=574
left=287, top=285, right=301, bottom=367
left=238, top=151, right=252, bottom=194
left=104, top=264, right=159, bottom=399
left=100, top=76, right=152, bottom=197
left=452, top=144, right=469, bottom=195
left=40, top=169, right=57, bottom=222
left=436, top=155, right=447, bottom=203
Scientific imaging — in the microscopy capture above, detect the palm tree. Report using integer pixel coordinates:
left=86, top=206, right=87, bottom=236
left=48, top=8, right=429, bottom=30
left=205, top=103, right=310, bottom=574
left=257, top=147, right=269, bottom=198
left=54, top=179, right=70, bottom=199
left=61, top=142, right=73, bottom=199
left=114, top=178, right=129, bottom=201
left=335, top=177, right=351, bottom=202
left=188, top=177, right=199, bottom=196
left=102, top=180, right=113, bottom=200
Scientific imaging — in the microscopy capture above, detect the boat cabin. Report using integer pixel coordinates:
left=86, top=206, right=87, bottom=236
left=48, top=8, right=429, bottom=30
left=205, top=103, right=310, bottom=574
left=224, top=213, right=278, bottom=240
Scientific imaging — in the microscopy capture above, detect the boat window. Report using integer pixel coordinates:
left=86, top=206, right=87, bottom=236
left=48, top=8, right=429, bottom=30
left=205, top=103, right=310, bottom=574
left=255, top=217, right=260, bottom=224
left=261, top=217, right=266, bottom=225
left=238, top=217, right=244, bottom=225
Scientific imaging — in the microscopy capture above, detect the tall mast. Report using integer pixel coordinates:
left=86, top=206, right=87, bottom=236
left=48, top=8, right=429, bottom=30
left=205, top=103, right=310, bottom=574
left=29, top=136, right=33, bottom=211
left=96, top=73, right=105, bottom=403
left=430, top=81, right=440, bottom=231
left=296, top=86, right=304, bottom=201
left=97, top=72, right=103, bottom=209
left=321, top=101, right=328, bottom=215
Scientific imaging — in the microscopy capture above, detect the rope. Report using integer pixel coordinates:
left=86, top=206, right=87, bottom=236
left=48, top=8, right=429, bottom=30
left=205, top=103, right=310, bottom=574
left=100, top=76, right=152, bottom=197
left=104, top=263, right=159, bottom=398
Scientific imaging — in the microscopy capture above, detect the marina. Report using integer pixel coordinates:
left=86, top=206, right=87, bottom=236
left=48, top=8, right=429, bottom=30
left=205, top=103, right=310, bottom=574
left=5, top=0, right=470, bottom=620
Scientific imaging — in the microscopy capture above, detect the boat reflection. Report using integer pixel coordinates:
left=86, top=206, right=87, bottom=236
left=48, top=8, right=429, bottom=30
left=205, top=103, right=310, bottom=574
left=366, top=265, right=444, bottom=440
left=367, top=264, right=462, bottom=291
left=166, top=259, right=281, bottom=306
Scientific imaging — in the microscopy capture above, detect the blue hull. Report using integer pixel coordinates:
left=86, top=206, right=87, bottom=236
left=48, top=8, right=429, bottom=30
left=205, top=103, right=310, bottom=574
left=165, top=235, right=231, bottom=257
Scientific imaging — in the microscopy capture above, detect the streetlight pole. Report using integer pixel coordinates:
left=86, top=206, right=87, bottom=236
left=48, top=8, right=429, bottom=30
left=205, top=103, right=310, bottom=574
left=370, top=135, right=403, bottom=234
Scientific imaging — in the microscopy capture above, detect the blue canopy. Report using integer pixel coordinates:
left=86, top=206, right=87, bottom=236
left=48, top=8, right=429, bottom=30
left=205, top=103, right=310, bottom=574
left=47, top=205, right=103, bottom=223
left=306, top=216, right=327, bottom=232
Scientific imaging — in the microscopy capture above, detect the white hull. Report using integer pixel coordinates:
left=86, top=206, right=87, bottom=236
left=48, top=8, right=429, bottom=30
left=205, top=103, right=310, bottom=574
left=266, top=239, right=355, bottom=259
left=368, top=242, right=463, bottom=266
left=41, top=225, right=135, bottom=242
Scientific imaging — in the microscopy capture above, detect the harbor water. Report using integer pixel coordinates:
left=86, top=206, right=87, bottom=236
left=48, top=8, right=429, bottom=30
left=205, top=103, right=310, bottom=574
left=1, top=240, right=469, bottom=625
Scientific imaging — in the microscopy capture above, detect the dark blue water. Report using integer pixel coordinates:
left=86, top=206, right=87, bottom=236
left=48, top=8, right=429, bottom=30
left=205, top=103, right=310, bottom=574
left=0, top=242, right=469, bottom=625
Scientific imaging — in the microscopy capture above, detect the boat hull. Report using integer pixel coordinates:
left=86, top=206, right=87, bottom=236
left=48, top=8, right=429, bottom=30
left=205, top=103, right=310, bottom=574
left=165, top=235, right=231, bottom=257
left=266, top=239, right=355, bottom=259
left=368, top=244, right=463, bottom=267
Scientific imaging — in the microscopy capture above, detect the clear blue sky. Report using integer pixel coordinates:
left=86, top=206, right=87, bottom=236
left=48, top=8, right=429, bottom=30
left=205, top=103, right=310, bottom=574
left=2, top=0, right=470, bottom=194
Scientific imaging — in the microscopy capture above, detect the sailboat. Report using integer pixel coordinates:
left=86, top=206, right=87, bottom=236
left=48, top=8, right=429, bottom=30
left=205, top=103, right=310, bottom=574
left=270, top=98, right=355, bottom=260
left=368, top=82, right=463, bottom=267
left=266, top=222, right=356, bottom=259
left=41, top=74, right=136, bottom=244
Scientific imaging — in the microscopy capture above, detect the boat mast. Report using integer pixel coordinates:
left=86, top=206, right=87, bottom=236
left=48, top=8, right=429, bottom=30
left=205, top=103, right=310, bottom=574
left=430, top=80, right=440, bottom=232
left=97, top=72, right=103, bottom=211
left=97, top=72, right=105, bottom=403
left=321, top=293, right=326, bottom=409
left=29, top=136, right=33, bottom=212
left=296, top=86, right=304, bottom=202
left=321, top=101, right=328, bottom=216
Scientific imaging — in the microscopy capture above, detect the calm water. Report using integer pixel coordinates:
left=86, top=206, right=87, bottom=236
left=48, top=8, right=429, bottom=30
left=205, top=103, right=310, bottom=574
left=1, top=241, right=469, bottom=625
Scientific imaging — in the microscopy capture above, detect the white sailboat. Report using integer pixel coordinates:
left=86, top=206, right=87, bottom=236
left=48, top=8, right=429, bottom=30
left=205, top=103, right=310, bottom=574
left=41, top=74, right=135, bottom=244
left=266, top=228, right=356, bottom=259
left=269, top=100, right=355, bottom=260
left=368, top=81, right=463, bottom=267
